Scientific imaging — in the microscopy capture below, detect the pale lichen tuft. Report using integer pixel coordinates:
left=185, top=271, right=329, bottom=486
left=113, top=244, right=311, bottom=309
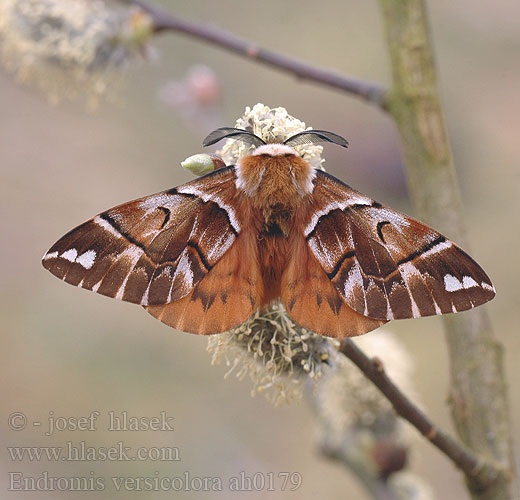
left=0, top=0, right=154, bottom=106
left=207, top=302, right=338, bottom=406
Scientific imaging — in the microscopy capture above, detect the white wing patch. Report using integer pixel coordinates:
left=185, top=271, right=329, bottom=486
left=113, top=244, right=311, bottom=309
left=421, top=239, right=453, bottom=258
left=168, top=248, right=194, bottom=302
left=398, top=262, right=423, bottom=318
left=61, top=249, right=78, bottom=262
left=462, top=276, right=478, bottom=289
left=113, top=247, right=145, bottom=300
left=94, top=216, right=124, bottom=238
left=75, top=250, right=97, bottom=270
left=46, top=248, right=97, bottom=269
left=444, top=274, right=463, bottom=292
left=444, top=274, right=481, bottom=293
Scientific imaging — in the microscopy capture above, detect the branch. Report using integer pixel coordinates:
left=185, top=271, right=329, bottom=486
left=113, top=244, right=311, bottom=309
left=378, top=1, right=517, bottom=498
left=339, top=339, right=502, bottom=491
left=130, top=0, right=387, bottom=107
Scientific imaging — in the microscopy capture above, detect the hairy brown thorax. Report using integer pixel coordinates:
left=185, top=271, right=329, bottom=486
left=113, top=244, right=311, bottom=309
left=236, top=145, right=315, bottom=237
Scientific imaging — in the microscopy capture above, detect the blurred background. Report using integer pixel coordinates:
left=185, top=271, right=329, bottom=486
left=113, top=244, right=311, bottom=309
left=1, top=0, right=518, bottom=498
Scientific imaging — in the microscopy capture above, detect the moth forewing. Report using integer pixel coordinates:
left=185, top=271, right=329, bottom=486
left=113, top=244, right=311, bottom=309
left=43, top=167, right=242, bottom=309
left=303, top=170, right=495, bottom=321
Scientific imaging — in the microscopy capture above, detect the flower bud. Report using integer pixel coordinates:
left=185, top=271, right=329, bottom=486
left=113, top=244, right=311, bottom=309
left=181, top=153, right=225, bottom=176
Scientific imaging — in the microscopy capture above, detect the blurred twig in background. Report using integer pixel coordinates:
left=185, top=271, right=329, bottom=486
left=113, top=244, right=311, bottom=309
left=313, top=332, right=429, bottom=500
left=339, top=339, right=500, bottom=490
left=129, top=0, right=387, bottom=108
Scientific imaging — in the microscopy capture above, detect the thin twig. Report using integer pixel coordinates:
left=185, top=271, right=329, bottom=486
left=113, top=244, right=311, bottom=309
left=130, top=0, right=387, bottom=107
left=339, top=339, right=502, bottom=490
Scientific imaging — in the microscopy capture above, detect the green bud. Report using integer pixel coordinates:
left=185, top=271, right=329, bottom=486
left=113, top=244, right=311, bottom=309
left=181, top=153, right=225, bottom=176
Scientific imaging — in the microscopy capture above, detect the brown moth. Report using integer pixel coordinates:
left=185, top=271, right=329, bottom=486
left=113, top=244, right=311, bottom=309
left=42, top=128, right=495, bottom=338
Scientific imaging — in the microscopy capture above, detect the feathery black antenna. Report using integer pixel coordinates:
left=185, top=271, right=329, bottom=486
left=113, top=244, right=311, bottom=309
left=284, top=130, right=349, bottom=149
left=203, top=127, right=266, bottom=147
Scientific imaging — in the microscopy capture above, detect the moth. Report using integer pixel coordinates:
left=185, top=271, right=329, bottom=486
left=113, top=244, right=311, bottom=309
left=42, top=128, right=495, bottom=338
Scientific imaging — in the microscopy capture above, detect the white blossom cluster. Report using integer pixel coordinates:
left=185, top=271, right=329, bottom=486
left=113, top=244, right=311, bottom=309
left=217, top=103, right=326, bottom=170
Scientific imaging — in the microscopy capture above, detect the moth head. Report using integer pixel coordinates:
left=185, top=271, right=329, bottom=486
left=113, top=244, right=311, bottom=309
left=203, top=127, right=349, bottom=158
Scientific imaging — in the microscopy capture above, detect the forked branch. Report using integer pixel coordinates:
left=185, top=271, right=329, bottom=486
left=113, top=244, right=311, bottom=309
left=339, top=339, right=502, bottom=490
